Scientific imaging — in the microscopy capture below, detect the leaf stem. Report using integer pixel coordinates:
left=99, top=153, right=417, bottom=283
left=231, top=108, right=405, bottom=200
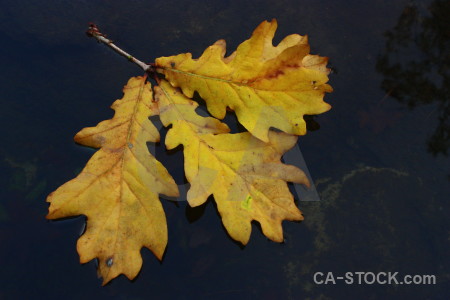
left=86, top=23, right=152, bottom=73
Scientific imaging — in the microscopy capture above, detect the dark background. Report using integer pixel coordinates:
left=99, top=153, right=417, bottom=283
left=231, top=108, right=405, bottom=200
left=0, top=0, right=448, bottom=299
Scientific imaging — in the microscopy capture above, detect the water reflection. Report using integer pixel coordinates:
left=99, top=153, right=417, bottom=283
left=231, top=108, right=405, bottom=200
left=376, top=0, right=450, bottom=156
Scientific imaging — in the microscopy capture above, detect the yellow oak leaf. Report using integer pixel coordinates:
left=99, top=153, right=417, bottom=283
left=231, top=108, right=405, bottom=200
left=155, top=80, right=309, bottom=244
left=46, top=76, right=179, bottom=284
left=155, top=19, right=332, bottom=142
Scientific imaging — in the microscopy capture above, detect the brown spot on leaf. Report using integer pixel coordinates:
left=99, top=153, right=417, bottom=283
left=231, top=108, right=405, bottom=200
left=267, top=70, right=284, bottom=79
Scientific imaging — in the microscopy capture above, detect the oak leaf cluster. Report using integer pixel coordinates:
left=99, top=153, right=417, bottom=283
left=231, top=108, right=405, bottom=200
left=47, top=20, right=332, bottom=284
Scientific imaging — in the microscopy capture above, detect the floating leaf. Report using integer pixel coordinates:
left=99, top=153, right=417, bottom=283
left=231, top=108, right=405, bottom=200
left=156, top=19, right=332, bottom=142
left=46, top=76, right=178, bottom=284
left=156, top=80, right=309, bottom=244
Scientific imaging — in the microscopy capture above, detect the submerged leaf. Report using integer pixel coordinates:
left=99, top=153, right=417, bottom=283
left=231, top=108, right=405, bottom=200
left=155, top=81, right=309, bottom=244
left=46, top=76, right=179, bottom=284
left=156, top=19, right=332, bottom=142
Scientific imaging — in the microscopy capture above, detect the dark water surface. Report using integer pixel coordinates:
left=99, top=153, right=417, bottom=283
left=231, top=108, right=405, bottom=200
left=1, top=0, right=449, bottom=299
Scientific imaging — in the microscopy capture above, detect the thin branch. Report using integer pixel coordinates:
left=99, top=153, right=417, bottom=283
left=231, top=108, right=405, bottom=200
left=86, top=23, right=152, bottom=73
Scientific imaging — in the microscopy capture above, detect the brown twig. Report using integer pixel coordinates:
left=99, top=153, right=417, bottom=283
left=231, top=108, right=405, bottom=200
left=86, top=23, right=153, bottom=74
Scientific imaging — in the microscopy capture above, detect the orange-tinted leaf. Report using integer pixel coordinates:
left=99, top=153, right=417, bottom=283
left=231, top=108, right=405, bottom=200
left=46, top=76, right=178, bottom=284
left=156, top=19, right=332, bottom=142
